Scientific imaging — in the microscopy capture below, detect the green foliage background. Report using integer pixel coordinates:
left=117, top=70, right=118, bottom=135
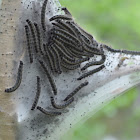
left=59, top=0, right=140, bottom=140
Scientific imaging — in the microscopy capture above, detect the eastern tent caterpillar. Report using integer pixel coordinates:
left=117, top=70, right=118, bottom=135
left=26, top=19, right=38, bottom=53
left=24, top=25, right=33, bottom=63
left=102, top=44, right=122, bottom=53
left=5, top=61, right=23, bottom=93
left=49, top=15, right=72, bottom=22
left=61, top=7, right=72, bottom=17
left=121, top=50, right=140, bottom=55
left=51, top=47, right=62, bottom=74
left=41, top=0, right=48, bottom=31
left=51, top=96, right=74, bottom=109
left=31, top=76, right=41, bottom=110
left=81, top=55, right=106, bottom=71
left=39, top=60, right=57, bottom=95
left=37, top=106, right=61, bottom=116
left=64, top=81, right=89, bottom=101
left=77, top=65, right=105, bottom=80
left=34, top=23, right=44, bottom=55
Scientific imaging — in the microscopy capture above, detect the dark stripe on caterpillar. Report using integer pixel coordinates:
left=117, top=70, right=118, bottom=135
left=26, top=19, right=38, bottom=53
left=41, top=0, right=48, bottom=31
left=39, top=60, right=57, bottom=95
left=51, top=96, right=74, bottom=109
left=49, top=15, right=72, bottom=22
left=24, top=25, right=33, bottom=63
left=64, top=81, right=88, bottom=101
left=5, top=61, right=23, bottom=93
left=81, top=55, right=106, bottom=71
left=31, top=76, right=41, bottom=110
left=34, top=23, right=44, bottom=55
left=77, top=65, right=105, bottom=80
left=37, top=106, right=61, bottom=116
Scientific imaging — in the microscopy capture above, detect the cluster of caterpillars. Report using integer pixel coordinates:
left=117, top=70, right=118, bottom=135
left=5, top=0, right=107, bottom=116
left=5, top=0, right=140, bottom=116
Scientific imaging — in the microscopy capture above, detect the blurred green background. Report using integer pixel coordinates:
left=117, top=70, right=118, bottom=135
left=59, top=0, right=140, bottom=140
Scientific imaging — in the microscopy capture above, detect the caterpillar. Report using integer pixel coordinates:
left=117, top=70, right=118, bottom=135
left=24, top=25, right=33, bottom=63
left=121, top=49, right=140, bottom=55
left=31, top=76, right=41, bottom=110
left=61, top=7, right=72, bottom=17
left=34, top=23, right=44, bottom=55
left=49, top=15, right=72, bottom=22
left=41, top=0, right=48, bottom=31
left=81, top=55, right=106, bottom=71
left=37, top=106, right=61, bottom=116
left=39, top=60, right=57, bottom=95
left=26, top=19, right=38, bottom=53
left=51, top=47, right=62, bottom=74
left=51, top=96, right=74, bottom=109
left=102, top=44, right=122, bottom=53
left=64, top=81, right=88, bottom=101
left=77, top=65, right=105, bottom=80
left=5, top=61, right=23, bottom=93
